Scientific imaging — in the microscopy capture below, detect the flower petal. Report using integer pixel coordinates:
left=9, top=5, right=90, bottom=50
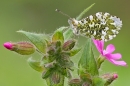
left=106, top=44, right=115, bottom=54
left=105, top=53, right=122, bottom=60
left=93, top=39, right=104, bottom=54
left=109, top=59, right=127, bottom=66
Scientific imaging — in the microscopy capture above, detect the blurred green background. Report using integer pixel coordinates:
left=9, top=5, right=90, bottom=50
left=0, top=0, right=129, bottom=86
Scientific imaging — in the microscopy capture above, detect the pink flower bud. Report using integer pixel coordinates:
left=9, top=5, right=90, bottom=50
left=3, top=42, right=13, bottom=50
left=62, top=40, right=76, bottom=51
left=102, top=73, right=118, bottom=85
left=3, top=41, right=35, bottom=55
left=113, top=74, right=118, bottom=79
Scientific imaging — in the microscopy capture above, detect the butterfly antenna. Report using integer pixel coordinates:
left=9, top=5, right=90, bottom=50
left=55, top=9, right=71, bottom=18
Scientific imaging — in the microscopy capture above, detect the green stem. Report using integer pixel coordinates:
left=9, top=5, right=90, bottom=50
left=76, top=3, right=95, bottom=20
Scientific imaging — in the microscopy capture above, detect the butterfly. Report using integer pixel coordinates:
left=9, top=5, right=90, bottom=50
left=56, top=9, right=122, bottom=42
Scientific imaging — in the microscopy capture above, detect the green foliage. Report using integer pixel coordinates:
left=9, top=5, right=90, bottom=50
left=28, top=57, right=44, bottom=72
left=70, top=48, right=81, bottom=57
left=92, top=77, right=105, bottom=86
left=52, top=28, right=64, bottom=44
left=78, top=38, right=98, bottom=76
left=42, top=68, right=54, bottom=79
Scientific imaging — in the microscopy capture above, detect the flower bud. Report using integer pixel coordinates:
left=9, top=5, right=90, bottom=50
left=47, top=46, right=56, bottom=55
left=62, top=40, right=76, bottom=51
left=69, top=78, right=81, bottom=86
left=113, top=74, right=118, bottom=79
left=3, top=42, right=35, bottom=55
left=51, top=72, right=61, bottom=84
left=82, top=82, right=90, bottom=86
left=102, top=73, right=118, bottom=85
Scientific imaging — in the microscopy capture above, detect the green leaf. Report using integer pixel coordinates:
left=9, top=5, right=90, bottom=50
left=52, top=29, right=64, bottom=44
left=66, top=69, right=72, bottom=78
left=70, top=48, right=81, bottom=57
left=76, top=3, right=95, bottom=20
left=17, top=30, right=48, bottom=54
left=63, top=28, right=73, bottom=40
left=78, top=38, right=98, bottom=76
left=28, top=57, right=44, bottom=72
left=42, top=69, right=54, bottom=79
left=57, top=26, right=68, bottom=31
left=92, top=77, right=105, bottom=86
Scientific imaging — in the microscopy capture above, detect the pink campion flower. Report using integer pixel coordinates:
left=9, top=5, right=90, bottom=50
left=93, top=39, right=127, bottom=66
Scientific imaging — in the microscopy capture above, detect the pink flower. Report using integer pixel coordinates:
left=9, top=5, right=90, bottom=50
left=93, top=39, right=127, bottom=66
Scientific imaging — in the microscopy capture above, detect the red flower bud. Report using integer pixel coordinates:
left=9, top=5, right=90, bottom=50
left=102, top=73, right=118, bottom=85
left=62, top=40, right=75, bottom=51
left=3, top=42, right=35, bottom=55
